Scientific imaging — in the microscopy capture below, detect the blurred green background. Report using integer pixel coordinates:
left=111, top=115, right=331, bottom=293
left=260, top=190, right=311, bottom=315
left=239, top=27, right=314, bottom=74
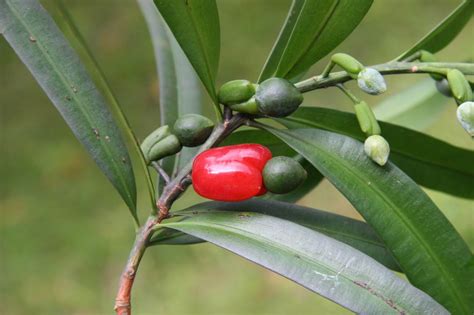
left=1, top=1, right=473, bottom=314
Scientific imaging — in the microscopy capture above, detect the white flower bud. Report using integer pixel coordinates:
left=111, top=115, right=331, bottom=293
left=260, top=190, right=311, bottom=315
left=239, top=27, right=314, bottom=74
left=364, top=135, right=390, bottom=166
left=358, top=68, right=387, bottom=95
left=456, top=102, right=474, bottom=137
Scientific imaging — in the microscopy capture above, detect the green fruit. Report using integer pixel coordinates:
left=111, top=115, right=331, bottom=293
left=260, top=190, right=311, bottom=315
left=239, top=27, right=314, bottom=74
left=447, top=69, right=472, bottom=104
left=263, top=156, right=307, bottom=194
left=218, top=79, right=257, bottom=105
left=141, top=125, right=182, bottom=164
left=229, top=97, right=260, bottom=115
left=331, top=53, right=364, bottom=78
left=255, top=78, right=303, bottom=117
left=357, top=68, right=387, bottom=95
left=173, top=114, right=214, bottom=147
left=354, top=101, right=381, bottom=136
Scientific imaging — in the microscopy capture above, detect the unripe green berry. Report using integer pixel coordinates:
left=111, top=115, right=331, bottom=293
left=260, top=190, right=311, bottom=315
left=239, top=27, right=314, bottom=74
left=435, top=79, right=452, bottom=97
left=229, top=97, right=260, bottom=115
left=173, top=114, right=214, bottom=147
left=141, top=125, right=182, bottom=164
left=218, top=79, right=257, bottom=105
left=447, top=69, right=472, bottom=104
left=357, top=68, right=387, bottom=95
left=262, top=156, right=307, bottom=194
left=255, top=78, right=303, bottom=117
left=354, top=101, right=381, bottom=136
left=364, top=135, right=390, bottom=166
left=331, top=53, right=364, bottom=79
left=456, top=101, right=474, bottom=137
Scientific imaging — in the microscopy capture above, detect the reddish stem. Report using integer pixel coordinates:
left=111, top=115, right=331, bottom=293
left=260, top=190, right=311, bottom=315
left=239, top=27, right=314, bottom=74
left=114, top=114, right=246, bottom=314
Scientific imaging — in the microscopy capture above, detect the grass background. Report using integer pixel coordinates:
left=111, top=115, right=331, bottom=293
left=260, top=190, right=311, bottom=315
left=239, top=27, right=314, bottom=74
left=1, top=0, right=473, bottom=314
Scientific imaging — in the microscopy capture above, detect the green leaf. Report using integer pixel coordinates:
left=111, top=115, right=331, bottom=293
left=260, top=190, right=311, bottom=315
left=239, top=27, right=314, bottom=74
left=222, top=130, right=323, bottom=202
left=259, top=0, right=373, bottom=81
left=374, top=79, right=448, bottom=131
left=153, top=199, right=401, bottom=271
left=138, top=0, right=204, bottom=193
left=258, top=125, right=474, bottom=313
left=280, top=107, right=474, bottom=199
left=397, top=0, right=474, bottom=60
left=50, top=0, right=156, bottom=215
left=153, top=0, right=220, bottom=105
left=159, top=211, right=447, bottom=313
left=0, top=0, right=138, bottom=221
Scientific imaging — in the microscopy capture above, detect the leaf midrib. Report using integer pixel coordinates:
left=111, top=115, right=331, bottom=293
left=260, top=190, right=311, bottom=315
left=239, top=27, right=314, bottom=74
left=271, top=127, right=466, bottom=312
left=279, top=0, right=340, bottom=78
left=6, top=1, right=134, bottom=208
left=185, top=2, right=216, bottom=101
left=163, top=219, right=412, bottom=313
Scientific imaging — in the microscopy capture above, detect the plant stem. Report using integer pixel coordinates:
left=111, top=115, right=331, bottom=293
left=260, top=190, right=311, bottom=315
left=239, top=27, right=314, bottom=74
left=295, top=62, right=474, bottom=93
left=114, top=113, right=246, bottom=315
left=156, top=114, right=246, bottom=222
left=114, top=216, right=156, bottom=315
left=151, top=161, right=170, bottom=184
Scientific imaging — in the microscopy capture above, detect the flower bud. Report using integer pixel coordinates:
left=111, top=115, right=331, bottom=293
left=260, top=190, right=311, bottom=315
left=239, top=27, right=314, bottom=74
left=447, top=69, right=472, bottom=104
left=357, top=68, right=387, bottom=95
left=141, top=125, right=182, bottom=164
left=354, top=101, right=381, bottom=136
left=255, top=78, right=303, bottom=117
left=456, top=101, right=474, bottom=137
left=364, top=135, right=390, bottom=166
left=419, top=50, right=443, bottom=81
left=173, top=114, right=214, bottom=147
left=218, top=79, right=257, bottom=105
left=435, top=79, right=452, bottom=97
left=331, top=53, right=364, bottom=79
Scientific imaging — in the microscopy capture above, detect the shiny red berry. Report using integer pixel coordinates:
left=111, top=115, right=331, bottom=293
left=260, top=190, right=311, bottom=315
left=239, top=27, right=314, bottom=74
left=192, top=144, right=272, bottom=201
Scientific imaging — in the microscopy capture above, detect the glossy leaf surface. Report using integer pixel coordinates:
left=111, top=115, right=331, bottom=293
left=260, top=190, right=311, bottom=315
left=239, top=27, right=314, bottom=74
left=397, top=0, right=474, bottom=60
left=153, top=199, right=401, bottom=271
left=259, top=125, right=474, bottom=313
left=159, top=210, right=447, bottom=314
left=153, top=0, right=220, bottom=103
left=0, top=0, right=137, bottom=219
left=51, top=0, right=156, bottom=214
left=259, top=0, right=373, bottom=81
left=280, top=107, right=474, bottom=198
left=138, top=0, right=204, bottom=193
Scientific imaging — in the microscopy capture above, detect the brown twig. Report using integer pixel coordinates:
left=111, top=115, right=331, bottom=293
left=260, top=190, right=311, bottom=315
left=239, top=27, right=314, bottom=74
left=114, top=113, right=246, bottom=314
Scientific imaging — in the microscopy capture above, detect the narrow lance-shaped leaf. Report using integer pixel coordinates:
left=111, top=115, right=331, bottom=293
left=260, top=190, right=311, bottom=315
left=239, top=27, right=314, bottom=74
left=159, top=211, right=448, bottom=314
left=152, top=199, right=401, bottom=272
left=51, top=0, right=156, bottom=213
left=258, top=125, right=474, bottom=313
left=373, top=79, right=448, bottom=131
left=0, top=0, right=138, bottom=221
left=259, top=0, right=373, bottom=81
left=397, top=0, right=474, bottom=60
left=153, top=0, right=220, bottom=106
left=280, top=107, right=474, bottom=199
left=137, top=0, right=204, bottom=193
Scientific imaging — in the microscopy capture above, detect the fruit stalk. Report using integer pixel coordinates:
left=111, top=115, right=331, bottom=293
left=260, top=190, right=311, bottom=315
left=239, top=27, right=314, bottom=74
left=295, top=62, right=473, bottom=93
left=114, top=113, right=247, bottom=315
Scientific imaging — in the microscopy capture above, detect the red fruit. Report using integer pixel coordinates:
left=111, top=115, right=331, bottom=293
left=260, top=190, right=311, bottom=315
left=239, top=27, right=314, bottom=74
left=192, top=144, right=272, bottom=201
